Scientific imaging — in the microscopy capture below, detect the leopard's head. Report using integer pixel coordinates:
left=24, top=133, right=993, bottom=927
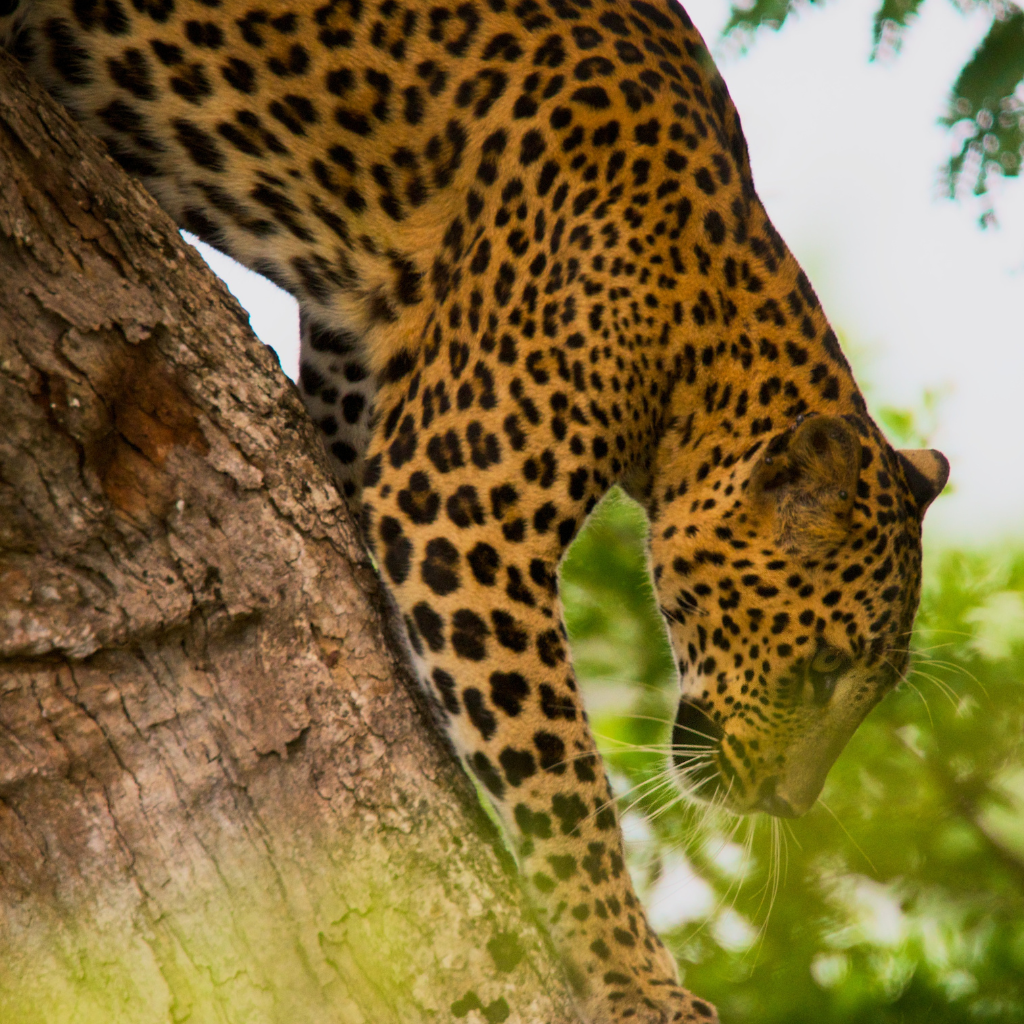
left=651, top=414, right=948, bottom=817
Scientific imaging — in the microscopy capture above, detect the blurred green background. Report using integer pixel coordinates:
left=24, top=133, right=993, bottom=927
left=558, top=7, right=1024, bottom=1020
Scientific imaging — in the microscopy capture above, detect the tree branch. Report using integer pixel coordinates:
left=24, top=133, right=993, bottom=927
left=0, top=50, right=576, bottom=1024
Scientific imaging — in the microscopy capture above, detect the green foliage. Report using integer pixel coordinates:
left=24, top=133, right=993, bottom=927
left=871, top=0, right=926, bottom=55
left=941, top=10, right=1024, bottom=202
left=562, top=488, right=673, bottom=698
left=720, top=0, right=1024, bottom=206
left=723, top=0, right=816, bottom=41
left=877, top=387, right=946, bottom=449
left=563, top=494, right=1024, bottom=1023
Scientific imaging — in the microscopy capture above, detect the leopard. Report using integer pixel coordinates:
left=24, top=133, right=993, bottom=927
left=0, top=0, right=950, bottom=1020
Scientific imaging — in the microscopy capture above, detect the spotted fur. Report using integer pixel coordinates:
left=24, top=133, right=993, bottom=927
left=1, top=0, right=949, bottom=1019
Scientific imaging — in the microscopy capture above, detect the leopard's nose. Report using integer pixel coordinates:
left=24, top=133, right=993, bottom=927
left=754, top=777, right=797, bottom=818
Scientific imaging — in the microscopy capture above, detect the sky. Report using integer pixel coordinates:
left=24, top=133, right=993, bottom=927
left=188, top=0, right=1024, bottom=547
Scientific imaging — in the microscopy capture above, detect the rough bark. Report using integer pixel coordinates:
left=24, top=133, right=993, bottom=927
left=0, top=51, right=577, bottom=1024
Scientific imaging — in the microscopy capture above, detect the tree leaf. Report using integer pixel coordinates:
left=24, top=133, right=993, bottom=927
left=723, top=0, right=809, bottom=44
left=871, top=0, right=927, bottom=58
left=942, top=9, right=1024, bottom=198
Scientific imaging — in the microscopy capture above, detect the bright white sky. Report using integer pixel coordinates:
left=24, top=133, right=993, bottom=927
left=189, top=0, right=1024, bottom=546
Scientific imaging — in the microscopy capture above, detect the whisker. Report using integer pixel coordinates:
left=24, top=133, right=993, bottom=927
left=906, top=667, right=961, bottom=710
left=908, top=626, right=978, bottom=640
left=818, top=798, right=877, bottom=874
left=593, top=735, right=714, bottom=753
left=607, top=711, right=724, bottom=749
left=617, top=781, right=679, bottom=830
left=614, top=712, right=677, bottom=728
left=901, top=677, right=935, bottom=727
left=610, top=768, right=685, bottom=824
left=912, top=657, right=988, bottom=697
left=783, top=819, right=801, bottom=853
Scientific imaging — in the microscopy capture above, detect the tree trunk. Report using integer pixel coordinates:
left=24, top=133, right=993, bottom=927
left=0, top=51, right=576, bottom=1024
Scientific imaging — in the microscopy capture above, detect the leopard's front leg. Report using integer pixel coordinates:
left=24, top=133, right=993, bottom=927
left=360, top=367, right=717, bottom=1024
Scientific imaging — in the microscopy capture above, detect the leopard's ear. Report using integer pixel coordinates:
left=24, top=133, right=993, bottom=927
left=897, top=448, right=949, bottom=516
left=749, top=416, right=860, bottom=545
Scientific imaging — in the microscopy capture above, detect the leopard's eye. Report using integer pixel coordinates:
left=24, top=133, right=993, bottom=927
left=811, top=647, right=845, bottom=676
left=806, top=645, right=848, bottom=705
